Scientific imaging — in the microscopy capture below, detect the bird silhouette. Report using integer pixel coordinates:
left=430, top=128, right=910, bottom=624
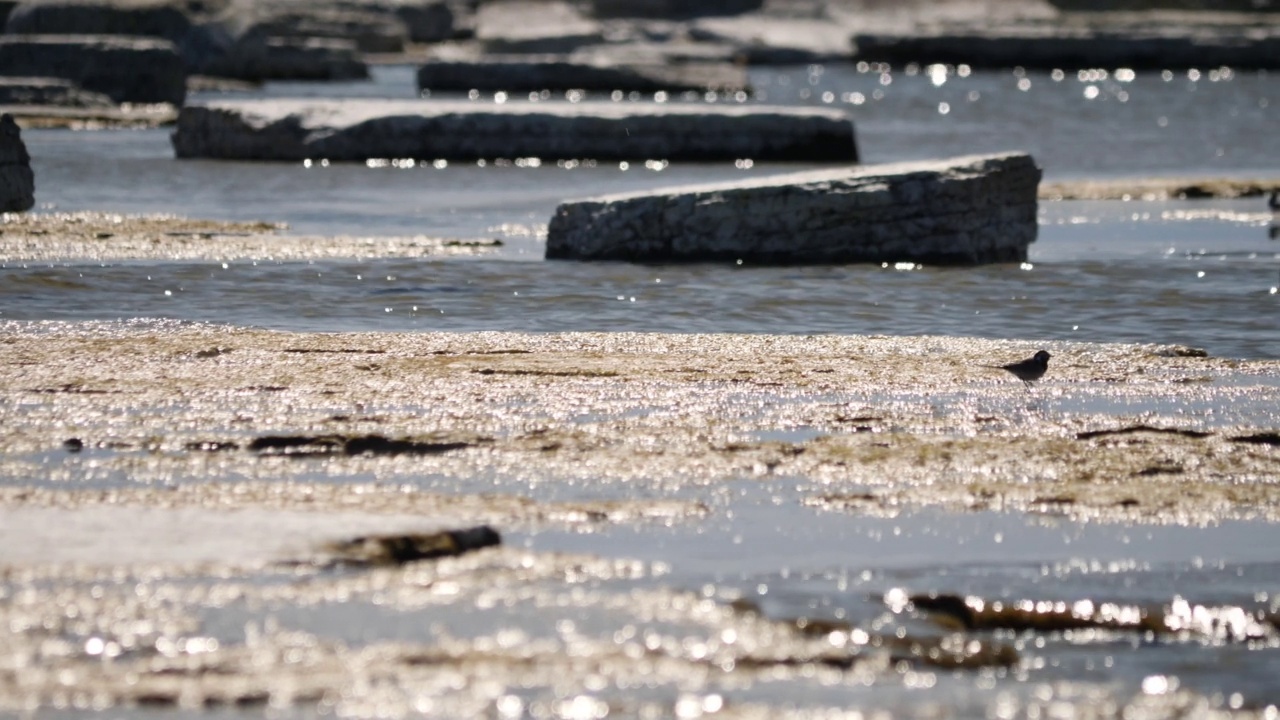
left=986, top=350, right=1051, bottom=386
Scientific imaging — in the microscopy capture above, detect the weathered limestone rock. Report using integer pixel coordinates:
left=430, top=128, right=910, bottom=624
left=545, top=152, right=1039, bottom=265
left=416, top=55, right=749, bottom=93
left=0, top=35, right=187, bottom=105
left=852, top=25, right=1280, bottom=70
left=384, top=0, right=456, bottom=43
left=475, top=0, right=603, bottom=53
left=0, top=76, right=115, bottom=106
left=171, top=98, right=855, bottom=162
left=224, top=4, right=411, bottom=53
left=205, top=36, right=369, bottom=80
left=1, top=0, right=229, bottom=73
left=587, top=0, right=764, bottom=18
left=0, top=113, right=35, bottom=212
left=689, top=14, right=854, bottom=64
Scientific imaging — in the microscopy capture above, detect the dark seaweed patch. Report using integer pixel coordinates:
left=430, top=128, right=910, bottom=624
left=1075, top=425, right=1213, bottom=441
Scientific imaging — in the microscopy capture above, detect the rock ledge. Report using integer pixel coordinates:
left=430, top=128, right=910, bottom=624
left=546, top=152, right=1040, bottom=265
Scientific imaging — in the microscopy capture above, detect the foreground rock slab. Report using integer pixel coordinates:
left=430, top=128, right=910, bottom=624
left=0, top=113, right=34, bottom=212
left=171, top=98, right=855, bottom=162
left=547, top=152, right=1039, bottom=264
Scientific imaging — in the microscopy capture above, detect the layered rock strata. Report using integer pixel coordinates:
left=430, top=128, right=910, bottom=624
left=171, top=98, right=855, bottom=162
left=546, top=152, right=1040, bottom=265
left=0, top=34, right=187, bottom=105
left=416, top=56, right=749, bottom=93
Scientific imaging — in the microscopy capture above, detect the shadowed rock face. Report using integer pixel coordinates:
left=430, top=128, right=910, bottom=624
left=416, top=56, right=749, bottom=93
left=1, top=0, right=230, bottom=72
left=546, top=152, right=1039, bottom=265
left=0, top=114, right=35, bottom=212
left=852, top=25, right=1280, bottom=70
left=0, top=76, right=115, bottom=107
left=170, top=98, right=855, bottom=162
left=587, top=0, right=764, bottom=19
left=0, top=34, right=187, bottom=105
left=474, top=0, right=603, bottom=53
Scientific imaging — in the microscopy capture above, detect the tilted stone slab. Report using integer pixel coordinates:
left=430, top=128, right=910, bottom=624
left=545, top=153, right=1040, bottom=265
left=170, top=99, right=856, bottom=162
left=1, top=113, right=35, bottom=213
left=416, top=56, right=749, bottom=93
left=0, top=34, right=186, bottom=105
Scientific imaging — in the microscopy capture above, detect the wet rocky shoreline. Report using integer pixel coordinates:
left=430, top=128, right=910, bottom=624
left=2, top=320, right=1279, bottom=715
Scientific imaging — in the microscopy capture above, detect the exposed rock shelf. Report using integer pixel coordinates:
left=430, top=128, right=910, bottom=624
left=547, top=152, right=1039, bottom=265
left=170, top=98, right=856, bottom=162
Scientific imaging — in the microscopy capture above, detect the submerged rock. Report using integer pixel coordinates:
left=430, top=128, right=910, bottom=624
left=906, top=591, right=1280, bottom=642
left=170, top=98, right=854, bottom=162
left=323, top=525, right=502, bottom=565
left=0, top=113, right=35, bottom=212
left=546, top=152, right=1039, bottom=265
left=0, top=34, right=187, bottom=105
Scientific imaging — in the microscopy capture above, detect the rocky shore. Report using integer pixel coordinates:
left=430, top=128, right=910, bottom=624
left=1, top=0, right=1275, bottom=126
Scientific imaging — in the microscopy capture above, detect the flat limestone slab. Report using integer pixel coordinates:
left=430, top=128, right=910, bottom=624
left=546, top=152, right=1040, bottom=265
left=416, top=56, right=749, bottom=93
left=852, top=25, right=1280, bottom=70
left=171, top=98, right=856, bottom=162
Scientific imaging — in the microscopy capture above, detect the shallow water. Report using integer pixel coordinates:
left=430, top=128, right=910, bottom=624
left=6, top=65, right=1279, bottom=357
left=3, top=62, right=1280, bottom=718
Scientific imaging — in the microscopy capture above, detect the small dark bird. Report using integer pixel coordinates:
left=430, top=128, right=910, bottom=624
left=1268, top=190, right=1279, bottom=211
left=987, top=350, right=1051, bottom=385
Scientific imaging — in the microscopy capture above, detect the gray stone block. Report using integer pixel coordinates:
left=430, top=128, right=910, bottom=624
left=0, top=76, right=115, bottom=107
left=587, top=0, right=764, bottom=19
left=416, top=56, right=749, bottom=93
left=3, top=0, right=233, bottom=74
left=0, top=34, right=187, bottom=105
left=474, top=0, right=603, bottom=53
left=852, top=26, right=1280, bottom=70
left=228, top=5, right=410, bottom=53
left=384, top=0, right=455, bottom=43
left=204, top=36, right=369, bottom=81
left=170, top=98, right=856, bottom=162
left=545, top=153, right=1040, bottom=265
left=0, top=113, right=35, bottom=213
